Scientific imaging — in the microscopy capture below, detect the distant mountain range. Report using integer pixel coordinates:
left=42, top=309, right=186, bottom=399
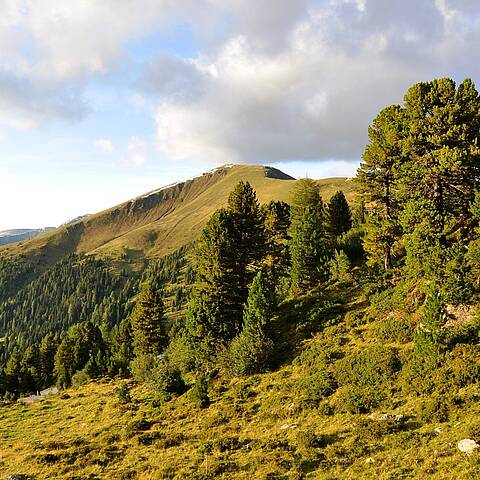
left=0, top=228, right=56, bottom=246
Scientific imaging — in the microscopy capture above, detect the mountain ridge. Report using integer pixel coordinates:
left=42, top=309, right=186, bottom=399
left=0, top=164, right=354, bottom=272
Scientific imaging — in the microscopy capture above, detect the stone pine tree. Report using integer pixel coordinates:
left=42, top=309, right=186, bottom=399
left=262, top=200, right=291, bottom=282
left=396, top=78, right=480, bottom=282
left=54, top=337, right=75, bottom=388
left=357, top=104, right=405, bottom=270
left=229, top=270, right=274, bottom=375
left=290, top=178, right=324, bottom=226
left=130, top=282, right=167, bottom=358
left=327, top=190, right=352, bottom=236
left=227, top=181, right=266, bottom=285
left=39, top=333, right=60, bottom=388
left=186, top=208, right=244, bottom=359
left=290, top=206, right=331, bottom=293
left=415, top=283, right=446, bottom=358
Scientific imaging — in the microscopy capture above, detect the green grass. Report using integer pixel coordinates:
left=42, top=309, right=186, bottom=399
left=1, top=284, right=479, bottom=479
left=0, top=165, right=355, bottom=273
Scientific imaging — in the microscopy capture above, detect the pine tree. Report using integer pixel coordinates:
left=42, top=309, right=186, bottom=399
left=262, top=200, right=291, bottom=282
left=228, top=271, right=274, bottom=375
left=130, top=282, right=167, bottom=357
left=327, top=191, right=352, bottom=236
left=54, top=337, right=75, bottom=388
left=415, top=283, right=447, bottom=357
left=290, top=178, right=323, bottom=225
left=227, top=181, right=266, bottom=282
left=290, top=207, right=331, bottom=293
left=39, top=333, right=60, bottom=388
left=20, top=344, right=41, bottom=392
left=357, top=104, right=405, bottom=269
left=329, top=250, right=352, bottom=283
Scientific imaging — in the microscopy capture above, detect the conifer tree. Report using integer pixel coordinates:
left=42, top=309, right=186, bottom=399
left=228, top=181, right=266, bottom=282
left=40, top=333, right=60, bottom=388
left=130, top=282, right=167, bottom=357
left=229, top=270, right=274, bottom=375
left=185, top=208, right=245, bottom=359
left=290, top=178, right=323, bottom=225
left=262, top=200, right=291, bottom=282
left=290, top=207, right=331, bottom=293
left=21, top=344, right=40, bottom=392
left=358, top=104, right=405, bottom=269
left=415, top=283, right=446, bottom=357
left=54, top=337, right=75, bottom=388
left=327, top=191, right=352, bottom=236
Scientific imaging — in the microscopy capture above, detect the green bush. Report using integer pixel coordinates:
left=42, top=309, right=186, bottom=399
left=417, top=396, right=451, bottom=423
left=71, top=369, right=90, bottom=387
left=446, top=344, right=480, bottom=387
left=130, top=354, right=156, bottom=383
left=189, top=373, right=210, bottom=408
left=337, top=228, right=365, bottom=261
left=295, top=430, right=327, bottom=451
left=149, top=360, right=187, bottom=401
left=334, top=346, right=400, bottom=388
left=117, top=382, right=132, bottom=404
left=297, top=370, right=337, bottom=404
left=373, top=315, right=413, bottom=343
left=335, top=385, right=384, bottom=414
left=443, top=319, right=480, bottom=348
left=226, top=331, right=273, bottom=376
left=353, top=418, right=404, bottom=441
left=399, top=354, right=449, bottom=396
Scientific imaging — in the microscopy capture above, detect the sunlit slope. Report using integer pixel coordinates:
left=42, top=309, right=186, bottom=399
left=0, top=165, right=355, bottom=269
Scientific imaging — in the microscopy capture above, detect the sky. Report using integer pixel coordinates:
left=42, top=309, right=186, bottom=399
left=1, top=0, right=480, bottom=230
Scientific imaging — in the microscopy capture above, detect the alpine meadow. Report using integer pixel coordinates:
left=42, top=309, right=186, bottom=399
left=2, top=3, right=480, bottom=480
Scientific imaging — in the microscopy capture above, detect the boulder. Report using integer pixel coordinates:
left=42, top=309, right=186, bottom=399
left=457, top=439, right=479, bottom=454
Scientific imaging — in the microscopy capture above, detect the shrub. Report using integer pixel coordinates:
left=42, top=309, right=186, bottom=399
left=443, top=319, right=480, bottom=348
left=399, top=354, right=449, bottom=396
left=71, top=369, right=90, bottom=387
left=334, top=346, right=400, bottom=388
left=337, top=228, right=365, bottom=261
left=117, top=382, right=132, bottom=404
left=354, top=418, right=403, bottom=441
left=373, top=315, right=413, bottom=343
left=417, top=396, right=452, bottom=423
left=189, top=373, right=210, bottom=408
left=335, top=385, right=384, bottom=414
left=446, top=344, right=480, bottom=387
left=130, top=353, right=156, bottom=383
left=149, top=360, right=187, bottom=401
left=227, top=331, right=274, bottom=376
left=298, top=370, right=337, bottom=404
left=329, top=250, right=352, bottom=283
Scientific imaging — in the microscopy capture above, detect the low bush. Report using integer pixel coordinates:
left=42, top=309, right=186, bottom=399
left=335, top=385, right=384, bottom=414
left=334, top=346, right=400, bottom=388
left=297, top=370, right=337, bottom=404
left=417, top=396, right=452, bottom=423
left=189, top=373, right=210, bottom=408
left=149, top=360, right=187, bottom=401
left=373, top=315, right=413, bottom=343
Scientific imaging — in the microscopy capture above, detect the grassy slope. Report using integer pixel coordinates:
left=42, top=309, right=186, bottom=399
left=1, top=287, right=479, bottom=480
left=0, top=165, right=354, bottom=272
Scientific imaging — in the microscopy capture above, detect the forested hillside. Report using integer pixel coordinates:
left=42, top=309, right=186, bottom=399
left=1, top=78, right=480, bottom=479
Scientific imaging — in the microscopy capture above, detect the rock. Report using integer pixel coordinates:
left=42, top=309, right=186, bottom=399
left=457, top=439, right=479, bottom=453
left=279, top=423, right=298, bottom=430
left=6, top=475, right=34, bottom=480
left=365, top=457, right=375, bottom=464
left=434, top=427, right=443, bottom=434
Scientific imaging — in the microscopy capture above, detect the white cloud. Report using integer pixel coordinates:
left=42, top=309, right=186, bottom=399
left=95, top=138, right=115, bottom=154
left=1, top=0, right=480, bottom=164
left=127, top=136, right=147, bottom=166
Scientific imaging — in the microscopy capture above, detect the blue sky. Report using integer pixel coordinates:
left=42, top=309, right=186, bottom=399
left=0, top=0, right=478, bottom=230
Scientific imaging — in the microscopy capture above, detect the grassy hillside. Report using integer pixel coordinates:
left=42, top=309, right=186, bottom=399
left=0, top=165, right=355, bottom=272
left=1, top=284, right=479, bottom=480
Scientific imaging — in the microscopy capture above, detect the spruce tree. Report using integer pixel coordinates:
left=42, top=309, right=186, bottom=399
left=229, top=270, right=274, bottom=375
left=290, top=207, right=331, bottom=293
left=327, top=191, right=352, bottom=236
left=40, top=333, right=60, bottom=388
left=131, top=282, right=167, bottom=357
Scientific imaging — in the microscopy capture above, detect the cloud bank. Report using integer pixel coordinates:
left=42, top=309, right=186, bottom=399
left=1, top=0, right=480, bottom=162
